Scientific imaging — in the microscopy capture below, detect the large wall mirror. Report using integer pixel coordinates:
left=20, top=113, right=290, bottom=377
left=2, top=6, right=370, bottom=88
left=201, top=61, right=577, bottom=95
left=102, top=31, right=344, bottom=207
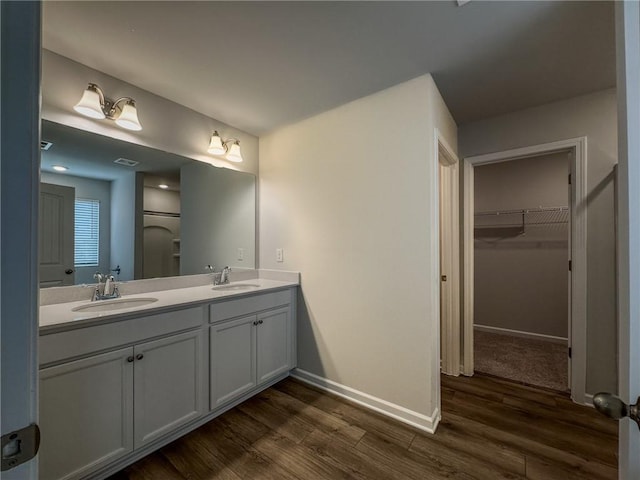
left=39, top=120, right=256, bottom=287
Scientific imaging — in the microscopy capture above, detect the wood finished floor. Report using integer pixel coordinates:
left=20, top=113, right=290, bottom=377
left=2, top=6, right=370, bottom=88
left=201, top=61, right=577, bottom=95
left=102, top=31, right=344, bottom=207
left=108, top=374, right=618, bottom=480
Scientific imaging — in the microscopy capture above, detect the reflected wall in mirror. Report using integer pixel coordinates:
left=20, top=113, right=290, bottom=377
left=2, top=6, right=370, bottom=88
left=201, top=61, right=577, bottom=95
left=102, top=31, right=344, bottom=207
left=39, top=120, right=256, bottom=287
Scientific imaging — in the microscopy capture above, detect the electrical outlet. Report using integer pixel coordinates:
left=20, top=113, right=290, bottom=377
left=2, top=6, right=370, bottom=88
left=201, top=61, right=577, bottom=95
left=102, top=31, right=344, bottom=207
left=276, top=248, right=284, bottom=263
left=237, top=248, right=244, bottom=261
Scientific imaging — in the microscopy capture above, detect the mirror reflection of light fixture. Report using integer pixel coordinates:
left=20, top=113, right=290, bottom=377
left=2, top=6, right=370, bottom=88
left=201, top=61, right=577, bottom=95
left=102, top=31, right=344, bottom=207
left=73, top=83, right=142, bottom=131
left=207, top=131, right=244, bottom=163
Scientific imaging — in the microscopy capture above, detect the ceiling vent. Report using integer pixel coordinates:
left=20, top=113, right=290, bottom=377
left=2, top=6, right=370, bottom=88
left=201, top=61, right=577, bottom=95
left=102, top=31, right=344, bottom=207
left=41, top=141, right=53, bottom=151
left=114, top=157, right=139, bottom=167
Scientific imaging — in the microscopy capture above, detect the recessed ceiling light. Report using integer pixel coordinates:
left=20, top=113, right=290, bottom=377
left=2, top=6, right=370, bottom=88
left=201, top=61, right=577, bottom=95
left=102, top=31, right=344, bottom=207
left=158, top=184, right=169, bottom=189
left=52, top=165, right=68, bottom=172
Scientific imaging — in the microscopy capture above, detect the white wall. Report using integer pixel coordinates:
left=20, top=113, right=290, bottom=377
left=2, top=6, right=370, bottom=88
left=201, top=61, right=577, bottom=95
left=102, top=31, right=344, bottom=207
left=41, top=50, right=259, bottom=175
left=144, top=186, right=180, bottom=215
left=459, top=89, right=618, bottom=394
left=259, top=75, right=456, bottom=428
left=474, top=153, right=569, bottom=339
left=41, top=172, right=112, bottom=284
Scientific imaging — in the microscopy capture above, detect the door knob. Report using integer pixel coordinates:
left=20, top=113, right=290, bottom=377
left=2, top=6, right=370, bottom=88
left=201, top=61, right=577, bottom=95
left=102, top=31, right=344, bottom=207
left=593, top=392, right=640, bottom=429
left=65, top=269, right=74, bottom=275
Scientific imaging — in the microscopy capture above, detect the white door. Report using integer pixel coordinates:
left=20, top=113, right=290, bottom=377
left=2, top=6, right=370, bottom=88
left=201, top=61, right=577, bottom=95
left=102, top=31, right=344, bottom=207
left=134, top=329, right=205, bottom=448
left=615, top=2, right=640, bottom=478
left=39, top=348, right=134, bottom=480
left=210, top=315, right=257, bottom=409
left=438, top=142, right=460, bottom=377
left=39, top=183, right=75, bottom=287
left=0, top=3, right=41, bottom=478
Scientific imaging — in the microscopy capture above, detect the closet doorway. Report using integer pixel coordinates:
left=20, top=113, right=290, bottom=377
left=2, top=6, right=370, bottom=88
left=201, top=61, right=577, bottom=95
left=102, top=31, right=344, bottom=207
left=462, top=138, right=588, bottom=404
left=142, top=172, right=181, bottom=279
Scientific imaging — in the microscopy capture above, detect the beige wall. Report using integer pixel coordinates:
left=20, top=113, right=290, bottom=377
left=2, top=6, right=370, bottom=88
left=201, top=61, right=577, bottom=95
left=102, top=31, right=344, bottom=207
left=474, top=153, right=569, bottom=339
left=41, top=50, right=259, bottom=175
left=460, top=89, right=618, bottom=394
left=259, top=75, right=456, bottom=422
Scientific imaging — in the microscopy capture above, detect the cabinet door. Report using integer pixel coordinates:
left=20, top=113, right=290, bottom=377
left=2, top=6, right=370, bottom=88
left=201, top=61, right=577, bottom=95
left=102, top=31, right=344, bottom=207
left=39, top=348, right=134, bottom=480
left=134, top=329, right=205, bottom=448
left=257, top=307, right=291, bottom=384
left=210, top=315, right=256, bottom=409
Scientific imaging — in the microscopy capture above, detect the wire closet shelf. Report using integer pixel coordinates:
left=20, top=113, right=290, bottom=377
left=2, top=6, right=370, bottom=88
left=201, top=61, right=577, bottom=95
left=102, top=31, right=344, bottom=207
left=474, top=206, right=569, bottom=237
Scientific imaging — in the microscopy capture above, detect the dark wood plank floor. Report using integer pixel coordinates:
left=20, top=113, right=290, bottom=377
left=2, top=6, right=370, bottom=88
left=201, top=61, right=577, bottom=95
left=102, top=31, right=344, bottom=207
left=108, top=374, right=618, bottom=480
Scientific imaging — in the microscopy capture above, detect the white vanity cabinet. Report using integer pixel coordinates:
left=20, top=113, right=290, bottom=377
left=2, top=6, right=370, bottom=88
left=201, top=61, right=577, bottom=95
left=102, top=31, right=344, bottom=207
left=39, top=348, right=134, bottom=480
left=38, top=307, right=206, bottom=480
left=209, top=289, right=295, bottom=410
left=38, top=283, right=297, bottom=480
left=133, top=329, right=205, bottom=448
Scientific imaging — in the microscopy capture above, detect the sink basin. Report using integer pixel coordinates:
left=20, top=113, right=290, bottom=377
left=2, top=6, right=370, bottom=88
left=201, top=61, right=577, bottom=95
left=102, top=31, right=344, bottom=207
left=72, top=297, right=159, bottom=313
left=212, top=283, right=261, bottom=292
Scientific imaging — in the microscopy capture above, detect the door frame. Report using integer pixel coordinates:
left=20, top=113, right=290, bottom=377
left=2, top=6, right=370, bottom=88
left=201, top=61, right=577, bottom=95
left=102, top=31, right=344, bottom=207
left=463, top=137, right=588, bottom=404
left=0, top=2, right=42, bottom=478
left=435, top=129, right=461, bottom=376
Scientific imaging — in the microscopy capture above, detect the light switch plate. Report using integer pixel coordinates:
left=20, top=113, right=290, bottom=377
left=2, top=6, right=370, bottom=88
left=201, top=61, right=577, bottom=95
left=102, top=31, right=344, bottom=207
left=276, top=248, right=284, bottom=262
left=237, top=248, right=244, bottom=261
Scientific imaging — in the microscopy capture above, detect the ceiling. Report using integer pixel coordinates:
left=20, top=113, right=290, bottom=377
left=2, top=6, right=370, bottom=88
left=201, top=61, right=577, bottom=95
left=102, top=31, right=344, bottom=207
left=42, top=1, right=616, bottom=136
left=41, top=120, right=191, bottom=183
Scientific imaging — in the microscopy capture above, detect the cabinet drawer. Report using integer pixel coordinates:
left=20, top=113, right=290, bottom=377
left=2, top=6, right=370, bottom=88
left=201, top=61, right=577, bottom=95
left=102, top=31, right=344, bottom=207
left=210, top=289, right=291, bottom=323
left=40, top=306, right=205, bottom=366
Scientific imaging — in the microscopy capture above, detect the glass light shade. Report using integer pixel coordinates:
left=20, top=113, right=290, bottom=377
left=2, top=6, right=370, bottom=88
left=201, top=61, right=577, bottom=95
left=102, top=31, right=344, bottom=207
left=115, top=101, right=142, bottom=131
left=207, top=131, right=226, bottom=155
left=73, top=88, right=105, bottom=119
left=226, top=141, right=243, bottom=163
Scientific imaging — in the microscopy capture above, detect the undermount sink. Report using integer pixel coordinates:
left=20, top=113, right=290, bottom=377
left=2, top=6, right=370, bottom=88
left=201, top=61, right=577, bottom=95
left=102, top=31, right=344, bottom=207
left=72, top=297, right=159, bottom=313
left=212, top=283, right=261, bottom=292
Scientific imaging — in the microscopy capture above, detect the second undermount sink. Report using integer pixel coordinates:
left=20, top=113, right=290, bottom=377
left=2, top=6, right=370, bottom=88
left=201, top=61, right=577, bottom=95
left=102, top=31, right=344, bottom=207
left=72, top=297, right=159, bottom=313
left=212, top=283, right=261, bottom=292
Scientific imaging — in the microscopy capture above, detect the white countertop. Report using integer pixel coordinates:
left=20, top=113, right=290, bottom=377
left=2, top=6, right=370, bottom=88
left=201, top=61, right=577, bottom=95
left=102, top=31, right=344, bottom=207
left=40, top=278, right=298, bottom=334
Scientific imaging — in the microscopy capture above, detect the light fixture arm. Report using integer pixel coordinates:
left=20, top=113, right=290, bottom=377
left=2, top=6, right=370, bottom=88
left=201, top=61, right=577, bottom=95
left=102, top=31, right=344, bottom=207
left=86, top=84, right=135, bottom=119
left=223, top=138, right=240, bottom=147
left=104, top=97, right=136, bottom=119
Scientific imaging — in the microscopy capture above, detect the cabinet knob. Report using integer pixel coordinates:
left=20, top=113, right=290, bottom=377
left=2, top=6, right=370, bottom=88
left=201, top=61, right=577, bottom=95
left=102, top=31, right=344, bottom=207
left=258, top=320, right=264, bottom=325
left=127, top=356, right=134, bottom=363
left=136, top=354, right=144, bottom=360
left=253, top=321, right=258, bottom=326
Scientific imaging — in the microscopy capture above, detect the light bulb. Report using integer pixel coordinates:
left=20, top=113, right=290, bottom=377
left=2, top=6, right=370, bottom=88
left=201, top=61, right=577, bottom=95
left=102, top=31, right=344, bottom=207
left=207, top=131, right=225, bottom=155
left=73, top=85, right=105, bottom=119
left=226, top=141, right=243, bottom=163
left=115, top=101, right=142, bottom=131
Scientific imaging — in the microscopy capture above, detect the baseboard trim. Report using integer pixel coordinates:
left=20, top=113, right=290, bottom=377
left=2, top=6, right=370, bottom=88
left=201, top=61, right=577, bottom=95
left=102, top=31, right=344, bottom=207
left=291, top=368, right=440, bottom=434
left=583, top=393, right=594, bottom=408
left=474, top=324, right=568, bottom=345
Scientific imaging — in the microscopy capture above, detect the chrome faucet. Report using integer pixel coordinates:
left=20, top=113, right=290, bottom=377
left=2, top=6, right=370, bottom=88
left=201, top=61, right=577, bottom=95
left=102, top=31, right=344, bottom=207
left=206, top=265, right=232, bottom=286
left=92, top=272, right=121, bottom=301
left=220, top=266, right=232, bottom=285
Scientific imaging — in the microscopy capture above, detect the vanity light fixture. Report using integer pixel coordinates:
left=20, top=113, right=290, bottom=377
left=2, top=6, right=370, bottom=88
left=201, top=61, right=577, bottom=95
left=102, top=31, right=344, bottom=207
left=74, top=83, right=143, bottom=131
left=207, top=131, right=244, bottom=163
left=52, top=165, right=68, bottom=172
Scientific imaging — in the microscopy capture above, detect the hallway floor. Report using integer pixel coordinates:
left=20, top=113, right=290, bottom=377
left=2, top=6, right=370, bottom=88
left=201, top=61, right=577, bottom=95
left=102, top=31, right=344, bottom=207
left=474, top=330, right=568, bottom=392
left=108, top=375, right=617, bottom=480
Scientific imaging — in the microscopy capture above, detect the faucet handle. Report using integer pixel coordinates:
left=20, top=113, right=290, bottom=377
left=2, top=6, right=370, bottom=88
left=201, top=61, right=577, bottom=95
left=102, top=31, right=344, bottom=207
left=93, top=272, right=103, bottom=282
left=205, top=265, right=215, bottom=272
